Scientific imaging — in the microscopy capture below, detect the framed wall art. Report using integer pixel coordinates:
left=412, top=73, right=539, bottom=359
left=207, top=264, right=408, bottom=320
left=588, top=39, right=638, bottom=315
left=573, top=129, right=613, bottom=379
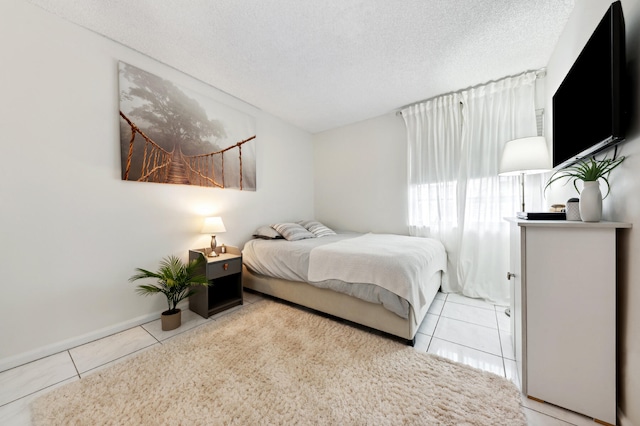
left=118, top=61, right=256, bottom=191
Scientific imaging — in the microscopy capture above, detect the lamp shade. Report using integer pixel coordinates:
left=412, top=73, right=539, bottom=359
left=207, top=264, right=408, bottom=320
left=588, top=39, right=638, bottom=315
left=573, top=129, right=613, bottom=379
left=499, top=137, right=551, bottom=176
left=201, top=217, right=226, bottom=234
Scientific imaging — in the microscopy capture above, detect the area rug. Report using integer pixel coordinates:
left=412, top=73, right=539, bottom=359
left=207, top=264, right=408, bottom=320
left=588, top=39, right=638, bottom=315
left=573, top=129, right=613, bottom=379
left=32, top=300, right=526, bottom=425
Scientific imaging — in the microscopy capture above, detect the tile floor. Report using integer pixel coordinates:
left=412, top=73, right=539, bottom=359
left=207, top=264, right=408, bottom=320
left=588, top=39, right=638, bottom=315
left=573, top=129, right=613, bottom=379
left=0, top=290, right=596, bottom=425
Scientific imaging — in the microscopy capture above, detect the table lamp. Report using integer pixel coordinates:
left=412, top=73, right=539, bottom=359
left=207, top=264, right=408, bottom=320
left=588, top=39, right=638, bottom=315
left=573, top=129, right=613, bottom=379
left=499, top=136, right=551, bottom=213
left=201, top=217, right=226, bottom=257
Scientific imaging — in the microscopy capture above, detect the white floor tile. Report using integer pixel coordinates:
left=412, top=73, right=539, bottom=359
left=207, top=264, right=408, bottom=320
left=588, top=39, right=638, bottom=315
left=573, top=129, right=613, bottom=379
left=446, top=293, right=495, bottom=310
left=243, top=291, right=262, bottom=304
left=434, top=291, right=447, bottom=301
left=496, top=306, right=511, bottom=332
left=441, top=302, right=498, bottom=329
left=0, top=352, right=77, bottom=406
left=209, top=304, right=243, bottom=320
left=427, top=299, right=445, bottom=315
left=69, top=327, right=158, bottom=374
left=417, top=313, right=438, bottom=336
left=79, top=343, right=159, bottom=378
left=0, top=400, right=32, bottom=426
left=0, top=376, right=78, bottom=426
left=142, top=309, right=211, bottom=341
left=427, top=337, right=505, bottom=377
left=413, top=332, right=431, bottom=353
left=523, top=407, right=576, bottom=425
left=504, top=358, right=520, bottom=389
left=521, top=397, right=596, bottom=426
left=500, top=330, right=515, bottom=360
left=434, top=317, right=502, bottom=356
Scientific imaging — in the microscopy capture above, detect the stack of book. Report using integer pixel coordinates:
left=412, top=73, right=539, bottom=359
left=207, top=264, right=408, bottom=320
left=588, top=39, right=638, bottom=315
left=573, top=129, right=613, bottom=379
left=516, top=212, right=566, bottom=220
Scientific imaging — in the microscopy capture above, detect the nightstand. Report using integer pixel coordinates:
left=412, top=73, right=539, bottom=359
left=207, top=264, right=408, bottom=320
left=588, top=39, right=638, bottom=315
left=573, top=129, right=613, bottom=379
left=188, top=247, right=243, bottom=318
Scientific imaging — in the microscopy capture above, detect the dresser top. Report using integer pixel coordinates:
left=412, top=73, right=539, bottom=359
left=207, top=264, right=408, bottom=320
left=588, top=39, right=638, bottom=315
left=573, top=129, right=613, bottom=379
left=505, top=217, right=632, bottom=229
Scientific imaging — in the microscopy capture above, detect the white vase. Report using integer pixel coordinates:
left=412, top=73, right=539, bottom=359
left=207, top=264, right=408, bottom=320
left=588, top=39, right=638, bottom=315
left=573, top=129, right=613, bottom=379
left=579, top=181, right=602, bottom=222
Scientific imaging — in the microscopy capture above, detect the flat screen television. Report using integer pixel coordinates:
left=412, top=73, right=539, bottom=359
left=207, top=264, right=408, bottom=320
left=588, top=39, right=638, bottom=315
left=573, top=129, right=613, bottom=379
left=552, top=1, right=626, bottom=169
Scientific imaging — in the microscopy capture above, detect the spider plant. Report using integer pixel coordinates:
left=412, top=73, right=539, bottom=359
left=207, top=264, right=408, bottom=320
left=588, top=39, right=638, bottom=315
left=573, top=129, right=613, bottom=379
left=129, top=255, right=208, bottom=314
left=544, top=155, right=625, bottom=199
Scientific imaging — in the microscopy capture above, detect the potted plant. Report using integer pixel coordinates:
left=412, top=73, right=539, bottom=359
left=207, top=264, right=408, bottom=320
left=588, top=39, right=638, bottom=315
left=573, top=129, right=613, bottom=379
left=129, top=255, right=208, bottom=331
left=545, top=155, right=625, bottom=222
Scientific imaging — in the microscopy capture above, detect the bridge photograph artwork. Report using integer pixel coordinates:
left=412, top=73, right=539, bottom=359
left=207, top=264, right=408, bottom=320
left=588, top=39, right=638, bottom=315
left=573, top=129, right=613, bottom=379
left=118, top=61, right=256, bottom=191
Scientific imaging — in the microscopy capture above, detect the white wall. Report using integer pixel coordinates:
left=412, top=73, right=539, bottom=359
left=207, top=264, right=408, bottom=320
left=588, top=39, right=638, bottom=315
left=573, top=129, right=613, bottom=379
left=544, top=1, right=640, bottom=423
left=0, top=0, right=314, bottom=370
left=313, top=113, right=408, bottom=234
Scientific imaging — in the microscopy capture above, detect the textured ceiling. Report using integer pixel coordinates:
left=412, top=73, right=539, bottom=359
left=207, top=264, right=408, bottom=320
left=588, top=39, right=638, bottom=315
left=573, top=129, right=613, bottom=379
left=26, top=0, right=575, bottom=133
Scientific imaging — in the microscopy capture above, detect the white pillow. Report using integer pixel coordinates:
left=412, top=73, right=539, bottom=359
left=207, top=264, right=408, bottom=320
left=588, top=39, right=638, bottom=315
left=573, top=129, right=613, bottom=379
left=253, top=226, right=283, bottom=240
left=271, top=223, right=316, bottom=241
left=297, top=220, right=336, bottom=238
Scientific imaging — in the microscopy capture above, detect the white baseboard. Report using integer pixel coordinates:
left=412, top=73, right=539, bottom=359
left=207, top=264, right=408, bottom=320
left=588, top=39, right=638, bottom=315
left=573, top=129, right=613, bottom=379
left=0, top=301, right=188, bottom=373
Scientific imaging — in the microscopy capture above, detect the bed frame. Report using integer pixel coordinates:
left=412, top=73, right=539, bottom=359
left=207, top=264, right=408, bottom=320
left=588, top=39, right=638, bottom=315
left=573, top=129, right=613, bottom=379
left=242, top=265, right=442, bottom=345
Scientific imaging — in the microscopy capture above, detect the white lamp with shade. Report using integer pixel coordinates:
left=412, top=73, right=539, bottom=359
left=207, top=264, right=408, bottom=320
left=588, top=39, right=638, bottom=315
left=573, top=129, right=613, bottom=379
left=499, top=136, right=551, bottom=213
left=201, top=217, right=226, bottom=257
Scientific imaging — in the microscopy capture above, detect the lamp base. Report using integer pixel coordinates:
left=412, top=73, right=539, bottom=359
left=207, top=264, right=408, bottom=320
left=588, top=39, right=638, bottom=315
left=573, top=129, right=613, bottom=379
left=208, top=235, right=219, bottom=257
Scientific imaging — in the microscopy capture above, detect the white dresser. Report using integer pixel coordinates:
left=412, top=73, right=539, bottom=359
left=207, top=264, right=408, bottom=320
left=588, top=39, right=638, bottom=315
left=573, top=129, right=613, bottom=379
left=506, top=218, right=630, bottom=425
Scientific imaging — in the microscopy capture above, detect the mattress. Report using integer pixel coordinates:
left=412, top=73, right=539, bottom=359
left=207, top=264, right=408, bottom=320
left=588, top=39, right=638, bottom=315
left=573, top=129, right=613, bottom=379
left=242, top=233, right=447, bottom=319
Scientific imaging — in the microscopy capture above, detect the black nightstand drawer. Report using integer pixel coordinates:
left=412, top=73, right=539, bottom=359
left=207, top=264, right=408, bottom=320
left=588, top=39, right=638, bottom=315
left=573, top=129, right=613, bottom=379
left=206, top=257, right=242, bottom=279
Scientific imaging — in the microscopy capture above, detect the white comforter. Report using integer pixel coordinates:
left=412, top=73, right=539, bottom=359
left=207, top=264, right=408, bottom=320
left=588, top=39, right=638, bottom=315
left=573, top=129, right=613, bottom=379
left=308, top=233, right=447, bottom=319
left=242, top=233, right=447, bottom=319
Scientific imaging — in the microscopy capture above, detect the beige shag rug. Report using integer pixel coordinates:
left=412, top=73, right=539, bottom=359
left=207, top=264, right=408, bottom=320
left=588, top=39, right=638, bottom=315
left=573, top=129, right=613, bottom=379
left=32, top=300, right=525, bottom=425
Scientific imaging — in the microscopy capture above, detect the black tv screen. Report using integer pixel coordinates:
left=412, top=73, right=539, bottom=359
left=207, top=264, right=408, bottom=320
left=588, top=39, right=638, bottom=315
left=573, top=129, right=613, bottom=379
left=552, top=1, right=626, bottom=169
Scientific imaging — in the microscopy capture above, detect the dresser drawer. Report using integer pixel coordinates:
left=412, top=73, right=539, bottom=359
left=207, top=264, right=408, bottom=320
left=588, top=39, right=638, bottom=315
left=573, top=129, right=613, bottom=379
left=206, top=257, right=242, bottom=279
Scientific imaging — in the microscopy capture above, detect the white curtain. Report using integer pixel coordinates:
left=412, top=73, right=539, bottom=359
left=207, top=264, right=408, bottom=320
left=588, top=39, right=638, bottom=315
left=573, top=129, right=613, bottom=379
left=402, top=72, right=540, bottom=304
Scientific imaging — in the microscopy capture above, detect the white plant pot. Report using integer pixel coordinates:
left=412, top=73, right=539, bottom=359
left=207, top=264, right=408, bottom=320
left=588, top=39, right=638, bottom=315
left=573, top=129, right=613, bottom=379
left=579, top=181, right=603, bottom=222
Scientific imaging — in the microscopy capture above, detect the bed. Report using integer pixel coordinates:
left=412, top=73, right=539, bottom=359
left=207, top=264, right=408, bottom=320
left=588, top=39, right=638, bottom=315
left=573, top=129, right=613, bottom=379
left=242, top=222, right=447, bottom=344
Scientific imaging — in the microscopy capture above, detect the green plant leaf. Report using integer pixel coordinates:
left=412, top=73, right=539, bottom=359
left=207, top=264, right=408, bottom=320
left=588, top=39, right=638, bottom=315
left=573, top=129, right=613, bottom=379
left=129, top=254, right=208, bottom=311
left=544, top=155, right=625, bottom=198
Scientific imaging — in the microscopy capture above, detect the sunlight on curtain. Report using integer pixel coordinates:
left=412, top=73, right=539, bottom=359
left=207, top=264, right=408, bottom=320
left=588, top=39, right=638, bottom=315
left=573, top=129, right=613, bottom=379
left=403, top=72, right=540, bottom=304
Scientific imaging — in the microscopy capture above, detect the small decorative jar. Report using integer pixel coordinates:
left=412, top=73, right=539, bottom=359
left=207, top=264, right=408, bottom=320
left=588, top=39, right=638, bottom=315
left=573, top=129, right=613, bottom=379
left=565, top=197, right=581, bottom=221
